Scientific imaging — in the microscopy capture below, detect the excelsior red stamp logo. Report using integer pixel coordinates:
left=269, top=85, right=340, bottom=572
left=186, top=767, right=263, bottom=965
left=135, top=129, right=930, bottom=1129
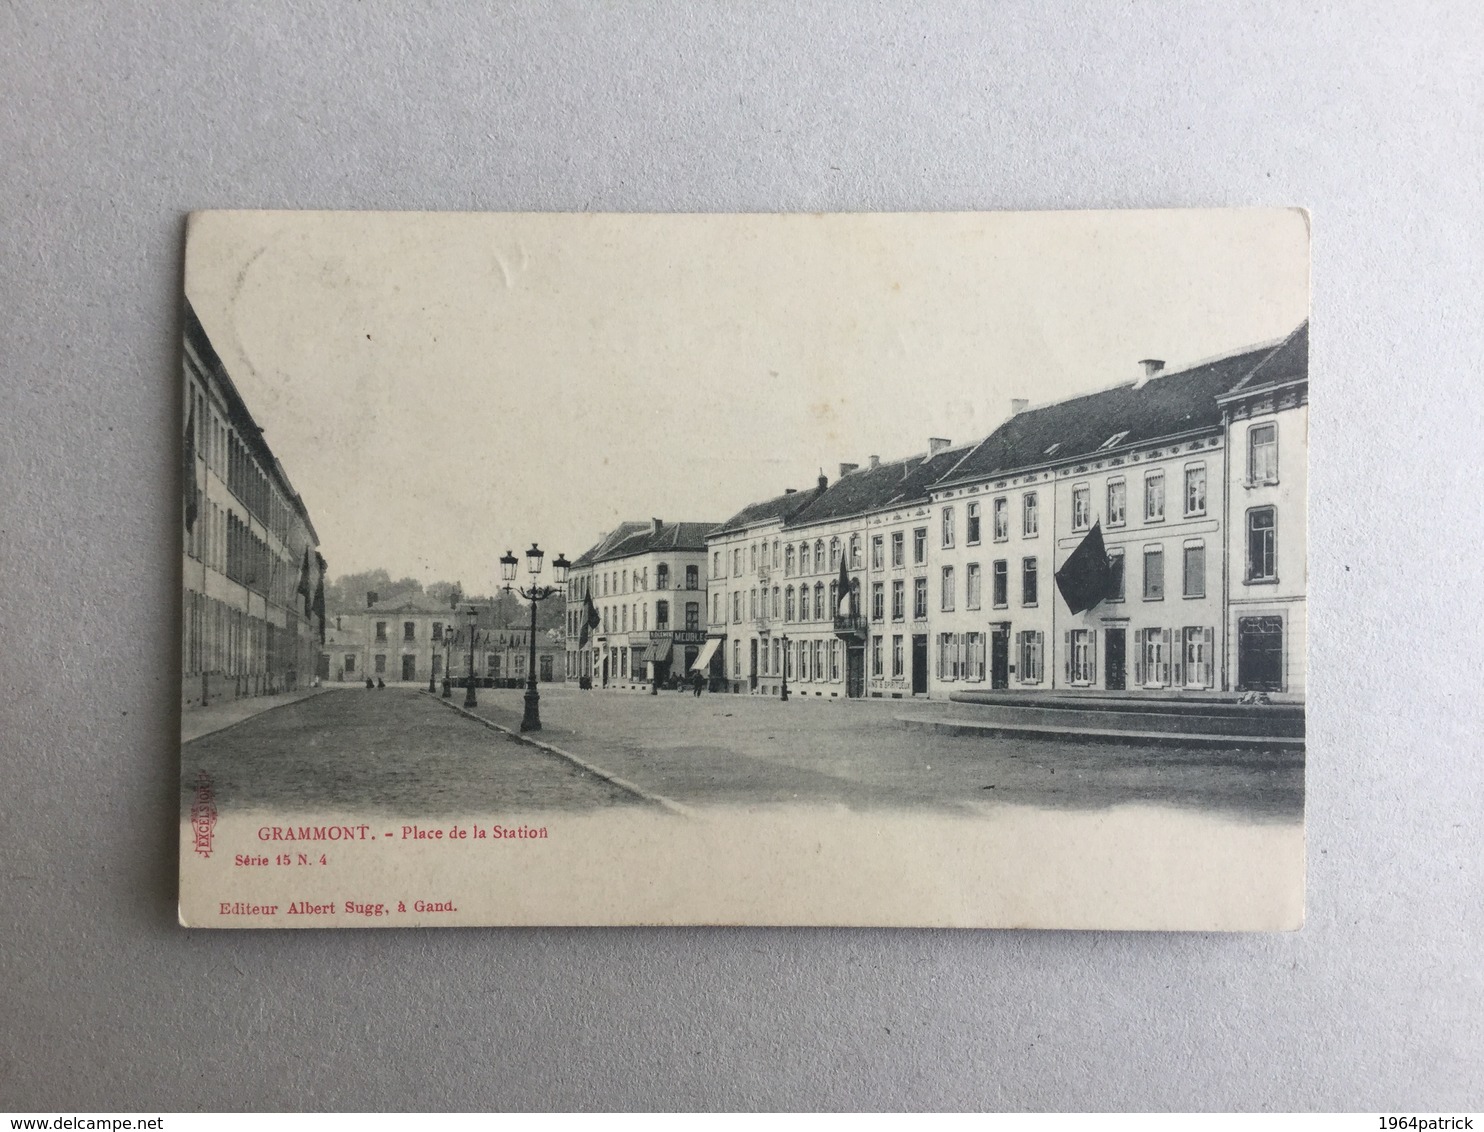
left=190, top=770, right=217, bottom=858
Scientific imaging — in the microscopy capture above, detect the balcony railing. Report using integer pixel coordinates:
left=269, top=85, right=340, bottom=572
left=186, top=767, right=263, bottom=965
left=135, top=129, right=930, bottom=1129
left=833, top=613, right=868, bottom=638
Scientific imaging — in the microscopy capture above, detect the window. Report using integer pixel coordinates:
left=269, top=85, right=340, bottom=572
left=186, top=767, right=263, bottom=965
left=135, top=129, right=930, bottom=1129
left=937, top=633, right=960, bottom=680
left=1183, top=543, right=1206, bottom=598
left=344, top=654, right=356, bottom=674
left=966, top=563, right=982, bottom=609
left=1249, top=423, right=1278, bottom=484
left=772, top=586, right=780, bottom=618
left=1139, top=628, right=1172, bottom=688
left=657, top=563, right=669, bottom=589
left=711, top=593, right=719, bottom=624
left=942, top=507, right=955, bottom=548
left=1098, top=430, right=1129, bottom=451
left=686, top=564, right=698, bottom=590
left=992, top=560, right=1008, bottom=607
left=871, top=582, right=884, bottom=621
left=1023, top=492, right=1039, bottom=537
left=830, top=640, right=841, bottom=681
left=814, top=582, right=825, bottom=621
left=375, top=621, right=387, bottom=642
left=751, top=544, right=757, bottom=572
left=785, top=586, right=795, bottom=621
left=814, top=540, right=825, bottom=571
left=965, top=632, right=986, bottom=682
left=993, top=497, right=1008, bottom=542
left=1107, top=479, right=1126, bottom=527
left=892, top=635, right=904, bottom=678
left=872, top=535, right=884, bottom=570
left=1143, top=546, right=1165, bottom=600
left=849, top=534, right=862, bottom=568
left=913, top=528, right=927, bottom=564
left=1018, top=631, right=1044, bottom=684
left=785, top=545, right=795, bottom=576
left=891, top=579, right=905, bottom=621
left=1247, top=507, right=1277, bottom=581
left=1184, top=464, right=1207, bottom=516
left=1107, top=549, right=1126, bottom=602
left=1022, top=557, right=1038, bottom=606
left=749, top=589, right=757, bottom=620
left=891, top=531, right=904, bottom=567
left=404, top=621, right=416, bottom=641
left=621, top=605, right=628, bottom=631
left=432, top=622, right=443, bottom=641
left=374, top=654, right=386, bottom=673
left=940, top=566, right=955, bottom=611
left=829, top=538, right=841, bottom=570
left=967, top=502, right=981, bottom=545
left=732, top=640, right=741, bottom=678
left=773, top=540, right=780, bottom=569
left=712, top=551, right=721, bottom=578
left=1145, top=472, right=1165, bottom=522
left=1069, top=629, right=1096, bottom=685
left=872, top=635, right=883, bottom=677
left=1072, top=485, right=1090, bottom=531
left=913, top=577, right=929, bottom=620
left=733, top=548, right=742, bottom=575
left=732, top=592, right=741, bottom=622
left=656, top=600, right=670, bottom=629
left=1183, top=626, right=1214, bottom=688
left=685, top=603, right=699, bottom=630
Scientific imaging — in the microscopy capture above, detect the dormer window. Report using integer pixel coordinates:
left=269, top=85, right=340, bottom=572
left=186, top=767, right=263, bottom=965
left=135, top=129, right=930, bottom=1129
left=1043, top=442, right=1061, bottom=456
left=1098, top=431, right=1130, bottom=451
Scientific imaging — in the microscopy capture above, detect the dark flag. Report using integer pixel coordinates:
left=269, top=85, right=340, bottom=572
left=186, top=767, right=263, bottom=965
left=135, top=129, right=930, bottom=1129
left=182, top=400, right=199, bottom=533
left=578, top=592, right=601, bottom=648
left=1054, top=521, right=1113, bottom=615
left=836, top=551, right=852, bottom=616
left=297, top=547, right=312, bottom=615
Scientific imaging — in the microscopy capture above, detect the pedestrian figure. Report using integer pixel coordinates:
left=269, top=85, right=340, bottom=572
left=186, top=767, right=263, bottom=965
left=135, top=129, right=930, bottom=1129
left=692, top=669, right=703, bottom=697
left=376, top=676, right=385, bottom=689
left=365, top=676, right=374, bottom=689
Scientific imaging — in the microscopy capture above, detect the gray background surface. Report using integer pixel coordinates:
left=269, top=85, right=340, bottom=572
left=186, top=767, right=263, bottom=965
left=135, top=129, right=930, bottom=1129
left=1, top=0, right=1480, bottom=1112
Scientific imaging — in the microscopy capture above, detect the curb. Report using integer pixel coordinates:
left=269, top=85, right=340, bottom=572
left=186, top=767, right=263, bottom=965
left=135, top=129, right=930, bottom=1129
left=425, top=692, right=694, bottom=816
left=895, top=714, right=1305, bottom=752
left=181, top=685, right=336, bottom=744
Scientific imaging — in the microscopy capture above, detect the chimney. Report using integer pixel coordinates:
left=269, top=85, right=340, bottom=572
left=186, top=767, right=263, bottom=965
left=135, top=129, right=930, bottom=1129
left=869, top=455, right=880, bottom=469
left=839, top=462, right=859, bottom=477
left=365, top=590, right=378, bottom=608
left=784, top=487, right=797, bottom=494
left=1011, top=398, right=1029, bottom=416
left=928, top=437, right=951, bottom=456
left=817, top=472, right=829, bottom=493
left=1135, top=358, right=1165, bottom=389
left=651, top=517, right=663, bottom=533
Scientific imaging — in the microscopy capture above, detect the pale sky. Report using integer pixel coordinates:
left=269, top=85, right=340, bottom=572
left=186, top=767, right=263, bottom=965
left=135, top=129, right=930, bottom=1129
left=184, top=209, right=1308, bottom=589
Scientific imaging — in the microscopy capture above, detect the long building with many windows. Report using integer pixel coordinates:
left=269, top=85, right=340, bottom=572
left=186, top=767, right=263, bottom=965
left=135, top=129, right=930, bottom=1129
left=181, top=301, right=326, bottom=709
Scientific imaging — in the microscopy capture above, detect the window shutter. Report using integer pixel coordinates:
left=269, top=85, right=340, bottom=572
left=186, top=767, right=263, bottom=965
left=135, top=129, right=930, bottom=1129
left=1134, top=630, right=1145, bottom=686
left=1089, top=629, right=1098, bottom=686
left=1015, top=631, right=1024, bottom=682
left=1202, top=626, right=1214, bottom=687
left=1173, top=628, right=1184, bottom=687
left=1161, top=628, right=1172, bottom=686
left=1063, top=631, right=1071, bottom=686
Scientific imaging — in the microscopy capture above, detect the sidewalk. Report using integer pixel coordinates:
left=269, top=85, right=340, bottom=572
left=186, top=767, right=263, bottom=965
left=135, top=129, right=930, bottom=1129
left=180, top=684, right=343, bottom=743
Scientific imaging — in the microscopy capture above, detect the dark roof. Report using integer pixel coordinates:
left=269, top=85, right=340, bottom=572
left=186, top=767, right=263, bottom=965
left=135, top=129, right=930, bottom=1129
left=571, top=522, right=649, bottom=569
left=366, top=594, right=450, bottom=615
left=596, top=521, right=721, bottom=562
left=940, top=337, right=1291, bottom=486
left=787, top=445, right=973, bottom=528
left=715, top=484, right=825, bottom=534
left=1221, top=320, right=1308, bottom=400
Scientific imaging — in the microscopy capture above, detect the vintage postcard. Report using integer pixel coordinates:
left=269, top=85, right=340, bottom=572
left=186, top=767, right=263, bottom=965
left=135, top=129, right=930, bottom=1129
left=179, top=209, right=1308, bottom=929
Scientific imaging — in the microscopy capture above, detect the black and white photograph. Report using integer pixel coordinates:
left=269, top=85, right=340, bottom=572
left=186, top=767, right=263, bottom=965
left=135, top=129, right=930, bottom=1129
left=179, top=208, right=1309, bottom=929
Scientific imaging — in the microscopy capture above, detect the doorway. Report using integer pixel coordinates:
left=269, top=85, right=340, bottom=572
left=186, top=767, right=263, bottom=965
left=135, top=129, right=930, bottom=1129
left=401, top=654, right=417, bottom=682
left=991, top=627, right=1009, bottom=690
left=846, top=644, right=865, bottom=698
left=911, top=634, right=928, bottom=694
left=1237, top=616, right=1284, bottom=691
left=1105, top=627, right=1127, bottom=691
left=749, top=639, right=758, bottom=691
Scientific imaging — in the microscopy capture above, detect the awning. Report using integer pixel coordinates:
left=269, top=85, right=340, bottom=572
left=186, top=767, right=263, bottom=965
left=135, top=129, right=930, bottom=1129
left=692, top=637, right=722, bottom=671
left=649, top=637, right=673, bottom=663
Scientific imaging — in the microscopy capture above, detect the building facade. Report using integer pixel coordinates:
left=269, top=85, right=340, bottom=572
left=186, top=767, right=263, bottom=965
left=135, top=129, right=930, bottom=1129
left=182, top=301, right=326, bottom=710
left=567, top=519, right=717, bottom=690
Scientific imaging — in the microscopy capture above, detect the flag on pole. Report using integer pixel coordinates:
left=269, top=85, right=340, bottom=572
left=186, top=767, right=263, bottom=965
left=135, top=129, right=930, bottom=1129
left=578, top=592, right=601, bottom=648
left=1054, top=521, right=1113, bottom=615
left=297, top=547, right=312, bottom=615
left=836, top=550, right=852, bottom=617
left=182, top=400, right=199, bottom=533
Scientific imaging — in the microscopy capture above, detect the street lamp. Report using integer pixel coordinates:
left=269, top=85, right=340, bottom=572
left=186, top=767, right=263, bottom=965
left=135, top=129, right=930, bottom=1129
left=428, top=621, right=438, bottom=694
left=501, top=544, right=569, bottom=732
left=779, top=633, right=790, bottom=702
left=464, top=604, right=479, bottom=709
